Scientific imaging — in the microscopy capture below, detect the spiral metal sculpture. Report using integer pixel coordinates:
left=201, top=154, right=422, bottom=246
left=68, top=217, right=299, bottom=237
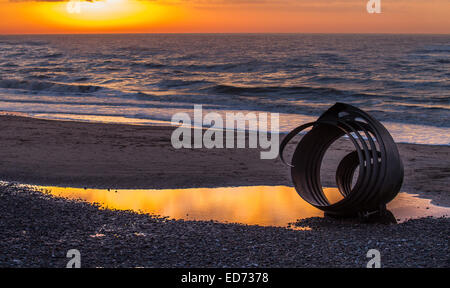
left=280, top=103, right=404, bottom=217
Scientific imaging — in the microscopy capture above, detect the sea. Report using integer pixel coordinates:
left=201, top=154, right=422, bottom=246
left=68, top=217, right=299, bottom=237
left=0, top=34, right=449, bottom=145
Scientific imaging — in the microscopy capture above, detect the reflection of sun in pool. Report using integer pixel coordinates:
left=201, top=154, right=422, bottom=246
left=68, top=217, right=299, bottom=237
left=29, top=184, right=450, bottom=228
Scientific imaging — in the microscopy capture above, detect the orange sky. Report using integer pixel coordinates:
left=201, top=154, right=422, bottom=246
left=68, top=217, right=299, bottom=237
left=0, top=0, right=449, bottom=34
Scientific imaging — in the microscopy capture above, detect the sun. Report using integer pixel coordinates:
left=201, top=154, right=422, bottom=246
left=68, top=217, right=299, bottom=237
left=47, top=0, right=176, bottom=31
left=66, top=0, right=121, bottom=15
left=0, top=0, right=185, bottom=33
left=62, top=0, right=132, bottom=23
left=66, top=0, right=81, bottom=14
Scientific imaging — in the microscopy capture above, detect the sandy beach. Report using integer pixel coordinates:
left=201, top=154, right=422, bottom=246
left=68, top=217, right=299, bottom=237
left=0, top=114, right=449, bottom=267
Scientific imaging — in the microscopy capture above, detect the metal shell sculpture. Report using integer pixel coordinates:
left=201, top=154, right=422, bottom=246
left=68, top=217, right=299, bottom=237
left=280, top=103, right=404, bottom=217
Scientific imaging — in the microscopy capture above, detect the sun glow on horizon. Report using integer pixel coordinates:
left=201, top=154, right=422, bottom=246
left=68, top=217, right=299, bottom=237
left=64, top=0, right=139, bottom=17
left=51, top=0, right=179, bottom=30
left=0, top=0, right=185, bottom=33
left=0, top=0, right=449, bottom=34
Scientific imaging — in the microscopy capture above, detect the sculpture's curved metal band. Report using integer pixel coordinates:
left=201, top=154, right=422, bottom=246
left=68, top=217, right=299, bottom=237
left=280, top=103, right=404, bottom=216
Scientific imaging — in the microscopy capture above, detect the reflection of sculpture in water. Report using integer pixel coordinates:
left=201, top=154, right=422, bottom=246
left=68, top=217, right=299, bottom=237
left=325, top=209, right=398, bottom=224
left=365, top=209, right=397, bottom=224
left=280, top=103, right=404, bottom=220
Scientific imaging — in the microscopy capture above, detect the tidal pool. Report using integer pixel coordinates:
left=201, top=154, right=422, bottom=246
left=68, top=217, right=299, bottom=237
left=34, top=185, right=449, bottom=227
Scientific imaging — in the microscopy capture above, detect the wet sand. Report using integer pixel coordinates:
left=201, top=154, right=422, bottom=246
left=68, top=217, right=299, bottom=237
left=0, top=114, right=449, bottom=205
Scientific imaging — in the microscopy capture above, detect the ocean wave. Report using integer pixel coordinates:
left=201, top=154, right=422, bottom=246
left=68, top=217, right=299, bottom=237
left=205, top=84, right=349, bottom=97
left=0, top=40, right=48, bottom=47
left=182, top=61, right=259, bottom=72
left=415, top=45, right=450, bottom=54
left=131, top=62, right=166, bottom=69
left=0, top=79, right=103, bottom=94
left=314, top=52, right=348, bottom=65
left=19, top=67, right=76, bottom=73
left=307, top=75, right=369, bottom=84
left=6, top=52, right=26, bottom=57
left=436, top=58, right=450, bottom=64
left=118, top=46, right=160, bottom=53
left=40, top=53, right=64, bottom=59
left=156, top=79, right=212, bottom=89
left=1, top=63, right=19, bottom=67
left=132, top=60, right=259, bottom=72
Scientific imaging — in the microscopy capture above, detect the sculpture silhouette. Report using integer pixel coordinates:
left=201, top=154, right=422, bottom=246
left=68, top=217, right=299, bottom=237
left=280, top=103, right=404, bottom=217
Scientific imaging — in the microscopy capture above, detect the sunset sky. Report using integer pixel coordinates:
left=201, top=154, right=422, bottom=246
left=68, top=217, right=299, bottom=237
left=0, top=0, right=449, bottom=34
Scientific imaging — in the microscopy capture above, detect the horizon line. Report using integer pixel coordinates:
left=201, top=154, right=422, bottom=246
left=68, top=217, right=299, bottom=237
left=1, top=32, right=450, bottom=36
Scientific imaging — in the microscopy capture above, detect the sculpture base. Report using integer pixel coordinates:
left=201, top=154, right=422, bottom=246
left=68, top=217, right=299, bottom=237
left=324, top=206, right=397, bottom=224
